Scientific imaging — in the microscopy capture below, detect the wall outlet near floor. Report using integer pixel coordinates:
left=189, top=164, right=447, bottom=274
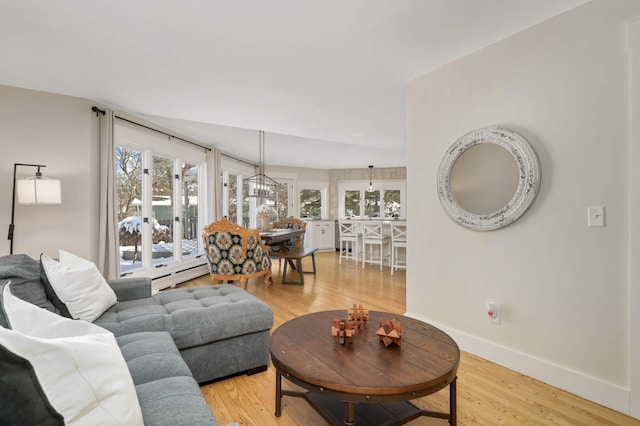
left=587, top=206, right=605, bottom=227
left=487, top=302, right=500, bottom=324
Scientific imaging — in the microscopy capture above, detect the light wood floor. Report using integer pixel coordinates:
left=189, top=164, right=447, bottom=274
left=176, top=252, right=638, bottom=425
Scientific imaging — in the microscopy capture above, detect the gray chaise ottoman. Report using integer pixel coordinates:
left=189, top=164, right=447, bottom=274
left=95, top=283, right=274, bottom=383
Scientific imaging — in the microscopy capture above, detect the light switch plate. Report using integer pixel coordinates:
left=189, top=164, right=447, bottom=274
left=587, top=206, right=605, bottom=227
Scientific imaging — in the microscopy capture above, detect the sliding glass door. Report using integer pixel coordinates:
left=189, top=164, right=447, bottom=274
left=114, top=119, right=208, bottom=285
left=221, top=164, right=251, bottom=228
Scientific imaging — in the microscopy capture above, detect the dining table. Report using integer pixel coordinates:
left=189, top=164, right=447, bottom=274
left=259, top=228, right=307, bottom=271
left=259, top=228, right=306, bottom=246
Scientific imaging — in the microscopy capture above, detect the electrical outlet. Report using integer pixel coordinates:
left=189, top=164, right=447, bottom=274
left=587, top=206, right=605, bottom=227
left=487, top=302, right=499, bottom=324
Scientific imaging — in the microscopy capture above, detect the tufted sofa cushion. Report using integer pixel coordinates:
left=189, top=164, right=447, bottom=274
left=94, top=284, right=274, bottom=350
left=116, top=332, right=218, bottom=426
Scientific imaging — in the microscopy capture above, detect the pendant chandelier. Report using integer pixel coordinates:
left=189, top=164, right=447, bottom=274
left=365, top=165, right=378, bottom=202
left=244, top=130, right=278, bottom=200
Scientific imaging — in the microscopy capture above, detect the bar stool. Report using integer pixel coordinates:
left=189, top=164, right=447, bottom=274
left=390, top=221, right=407, bottom=275
left=361, top=222, right=390, bottom=271
left=338, top=220, right=361, bottom=265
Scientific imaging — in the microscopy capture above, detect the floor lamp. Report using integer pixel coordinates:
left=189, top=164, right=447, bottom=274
left=7, top=163, right=62, bottom=255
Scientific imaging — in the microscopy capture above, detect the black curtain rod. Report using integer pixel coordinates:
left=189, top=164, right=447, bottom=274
left=115, top=115, right=212, bottom=152
left=92, top=106, right=105, bottom=116
left=220, top=152, right=258, bottom=169
left=91, top=106, right=211, bottom=152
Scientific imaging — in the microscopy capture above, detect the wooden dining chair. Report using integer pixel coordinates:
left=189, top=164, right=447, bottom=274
left=269, top=216, right=307, bottom=270
left=271, top=216, right=307, bottom=249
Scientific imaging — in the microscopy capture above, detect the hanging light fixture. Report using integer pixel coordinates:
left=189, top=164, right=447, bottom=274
left=367, top=165, right=375, bottom=193
left=243, top=130, right=278, bottom=200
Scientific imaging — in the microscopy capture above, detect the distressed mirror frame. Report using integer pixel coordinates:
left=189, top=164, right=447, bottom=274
left=437, top=126, right=541, bottom=231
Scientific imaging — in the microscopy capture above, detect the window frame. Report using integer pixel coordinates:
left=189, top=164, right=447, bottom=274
left=338, top=180, right=406, bottom=219
left=299, top=181, right=328, bottom=219
left=220, top=156, right=255, bottom=227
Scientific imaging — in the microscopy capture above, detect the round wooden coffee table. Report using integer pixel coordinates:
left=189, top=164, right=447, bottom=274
left=270, top=310, right=460, bottom=425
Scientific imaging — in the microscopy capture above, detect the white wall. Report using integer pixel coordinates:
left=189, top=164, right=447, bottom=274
left=0, top=85, right=100, bottom=261
left=407, top=0, right=640, bottom=417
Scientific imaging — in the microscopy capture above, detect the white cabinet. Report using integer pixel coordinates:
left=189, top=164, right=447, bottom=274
left=304, top=220, right=335, bottom=251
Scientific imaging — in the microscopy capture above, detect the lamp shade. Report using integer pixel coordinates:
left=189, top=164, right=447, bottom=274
left=16, top=177, right=62, bottom=205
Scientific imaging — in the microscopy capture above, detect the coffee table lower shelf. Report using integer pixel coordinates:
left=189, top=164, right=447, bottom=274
left=282, top=389, right=451, bottom=426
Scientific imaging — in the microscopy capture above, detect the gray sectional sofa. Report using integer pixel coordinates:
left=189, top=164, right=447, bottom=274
left=0, top=254, right=275, bottom=425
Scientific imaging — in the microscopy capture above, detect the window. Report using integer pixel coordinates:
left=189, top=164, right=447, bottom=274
left=225, top=172, right=239, bottom=223
left=220, top=157, right=252, bottom=227
left=116, top=147, right=143, bottom=273
left=152, top=155, right=174, bottom=258
left=180, top=162, right=200, bottom=257
left=300, top=189, right=322, bottom=218
left=298, top=181, right=327, bottom=219
left=383, top=189, right=401, bottom=218
left=364, top=190, right=380, bottom=218
left=220, top=161, right=299, bottom=225
left=274, top=180, right=292, bottom=221
left=339, top=181, right=405, bottom=219
left=344, top=190, right=362, bottom=218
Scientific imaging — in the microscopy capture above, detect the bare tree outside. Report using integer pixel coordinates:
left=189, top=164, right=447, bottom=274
left=116, top=148, right=174, bottom=264
left=344, top=190, right=361, bottom=218
left=384, top=189, right=401, bottom=218
left=116, top=147, right=142, bottom=220
left=300, top=189, right=321, bottom=218
left=365, top=190, right=380, bottom=218
left=274, top=182, right=289, bottom=221
left=181, top=163, right=199, bottom=241
left=229, top=173, right=238, bottom=223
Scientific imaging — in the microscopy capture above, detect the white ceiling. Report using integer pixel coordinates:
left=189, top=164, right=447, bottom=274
left=0, top=0, right=588, bottom=169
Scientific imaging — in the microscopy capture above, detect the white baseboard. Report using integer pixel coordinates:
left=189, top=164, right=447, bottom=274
left=404, top=313, right=633, bottom=418
left=151, top=263, right=209, bottom=293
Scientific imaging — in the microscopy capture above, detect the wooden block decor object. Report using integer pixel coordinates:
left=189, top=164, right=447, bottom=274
left=376, top=318, right=403, bottom=347
left=347, top=304, right=369, bottom=330
left=332, top=319, right=355, bottom=345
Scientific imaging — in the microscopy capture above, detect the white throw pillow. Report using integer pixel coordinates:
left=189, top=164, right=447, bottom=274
left=41, top=250, right=117, bottom=322
left=0, top=284, right=144, bottom=426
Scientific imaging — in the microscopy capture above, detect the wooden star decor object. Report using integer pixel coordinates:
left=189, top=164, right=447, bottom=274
left=347, top=304, right=369, bottom=330
left=332, top=318, right=355, bottom=345
left=376, top=318, right=403, bottom=347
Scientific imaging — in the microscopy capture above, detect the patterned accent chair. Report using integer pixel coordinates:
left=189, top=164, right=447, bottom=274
left=203, top=217, right=273, bottom=290
left=271, top=216, right=307, bottom=251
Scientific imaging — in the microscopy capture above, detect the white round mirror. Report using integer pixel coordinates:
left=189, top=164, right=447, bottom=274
left=437, top=126, right=541, bottom=231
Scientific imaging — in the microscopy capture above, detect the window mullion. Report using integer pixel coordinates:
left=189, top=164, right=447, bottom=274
left=141, top=150, right=153, bottom=270
left=235, top=173, right=243, bottom=226
left=221, top=171, right=229, bottom=218
left=173, top=159, right=183, bottom=262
